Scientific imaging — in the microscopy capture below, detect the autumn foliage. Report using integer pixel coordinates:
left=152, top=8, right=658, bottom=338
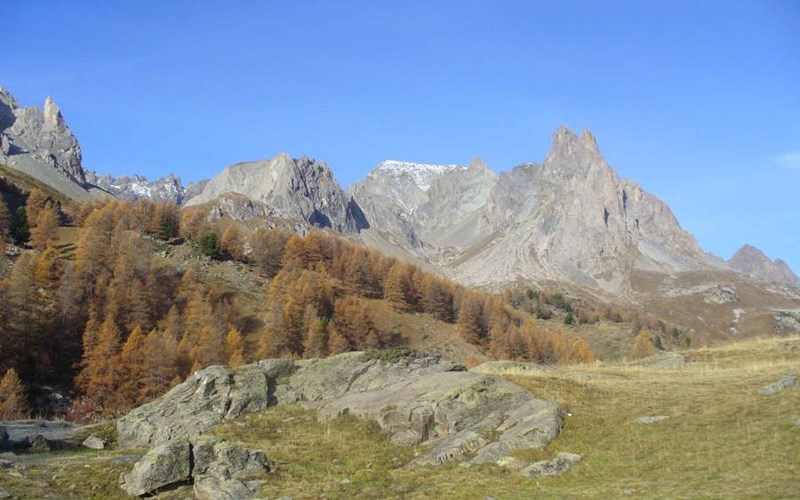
left=0, top=191, right=597, bottom=417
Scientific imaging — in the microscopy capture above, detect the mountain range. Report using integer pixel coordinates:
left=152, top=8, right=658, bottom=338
left=2, top=86, right=798, bottom=322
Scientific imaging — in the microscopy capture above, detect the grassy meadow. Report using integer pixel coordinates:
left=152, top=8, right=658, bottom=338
left=2, top=336, right=798, bottom=499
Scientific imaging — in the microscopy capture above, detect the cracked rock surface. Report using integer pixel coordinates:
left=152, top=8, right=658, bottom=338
left=117, top=352, right=563, bottom=469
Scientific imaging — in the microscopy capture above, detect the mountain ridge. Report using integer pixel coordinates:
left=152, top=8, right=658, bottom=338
left=1, top=85, right=797, bottom=293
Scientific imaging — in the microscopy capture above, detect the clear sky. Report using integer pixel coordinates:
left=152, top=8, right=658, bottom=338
left=4, top=1, right=799, bottom=272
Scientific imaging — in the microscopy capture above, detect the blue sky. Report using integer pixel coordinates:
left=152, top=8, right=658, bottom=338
left=4, top=1, right=799, bottom=272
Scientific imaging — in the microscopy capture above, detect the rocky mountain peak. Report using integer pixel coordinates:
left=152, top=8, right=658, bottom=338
left=43, top=96, right=62, bottom=127
left=729, top=244, right=800, bottom=286
left=466, top=156, right=491, bottom=173
left=185, top=153, right=367, bottom=233
left=579, top=128, right=599, bottom=153
left=543, top=126, right=606, bottom=175
left=0, top=86, right=92, bottom=199
left=85, top=170, right=185, bottom=203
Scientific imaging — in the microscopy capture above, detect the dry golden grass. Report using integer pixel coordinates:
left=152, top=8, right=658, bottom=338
left=209, top=336, right=800, bottom=499
left=3, top=336, right=798, bottom=499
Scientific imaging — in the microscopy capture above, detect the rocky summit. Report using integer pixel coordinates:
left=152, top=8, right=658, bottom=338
left=354, top=126, right=725, bottom=294
left=184, top=153, right=368, bottom=233
left=729, top=244, right=800, bottom=286
left=0, top=87, right=96, bottom=200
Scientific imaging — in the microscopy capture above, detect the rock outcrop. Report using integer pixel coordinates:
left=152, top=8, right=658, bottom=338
left=185, top=154, right=368, bottom=232
left=729, top=244, right=800, bottom=286
left=117, top=360, right=294, bottom=449
left=117, top=352, right=563, bottom=469
left=758, top=375, right=797, bottom=395
left=0, top=87, right=95, bottom=201
left=520, top=452, right=582, bottom=478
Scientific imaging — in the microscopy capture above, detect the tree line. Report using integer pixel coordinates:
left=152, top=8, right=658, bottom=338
left=0, top=189, right=596, bottom=419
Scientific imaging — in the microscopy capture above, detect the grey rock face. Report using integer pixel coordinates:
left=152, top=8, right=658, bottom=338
left=353, top=126, right=720, bottom=295
left=703, top=284, right=738, bottom=304
left=773, top=310, right=800, bottom=333
left=0, top=87, right=95, bottom=200
left=729, top=244, right=800, bottom=286
left=119, top=439, right=192, bottom=496
left=3, top=93, right=84, bottom=182
left=759, top=376, right=797, bottom=395
left=191, top=435, right=270, bottom=500
left=117, top=361, right=292, bottom=449
left=520, top=452, right=582, bottom=478
left=185, top=153, right=367, bottom=232
left=84, top=171, right=184, bottom=203
left=183, top=178, right=209, bottom=204
left=116, top=353, right=563, bottom=468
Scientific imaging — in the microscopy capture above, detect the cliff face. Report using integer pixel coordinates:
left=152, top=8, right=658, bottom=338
left=0, top=87, right=94, bottom=200
left=353, top=126, right=721, bottom=294
left=185, top=153, right=367, bottom=233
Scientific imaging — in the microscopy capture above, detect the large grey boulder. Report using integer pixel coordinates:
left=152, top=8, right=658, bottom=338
left=119, top=439, right=192, bottom=496
left=119, top=436, right=269, bottom=498
left=191, top=436, right=270, bottom=500
left=117, top=352, right=563, bottom=469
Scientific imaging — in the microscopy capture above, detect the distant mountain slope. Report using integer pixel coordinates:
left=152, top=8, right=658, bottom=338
left=353, top=126, right=725, bottom=295
left=185, top=153, right=368, bottom=233
left=728, top=244, right=800, bottom=286
left=84, top=171, right=185, bottom=204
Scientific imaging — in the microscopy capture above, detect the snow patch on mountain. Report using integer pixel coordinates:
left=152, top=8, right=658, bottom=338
left=376, top=160, right=461, bottom=191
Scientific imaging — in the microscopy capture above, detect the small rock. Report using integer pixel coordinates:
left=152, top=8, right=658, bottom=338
left=759, top=376, right=797, bottom=395
left=340, top=478, right=352, bottom=485
left=29, top=435, right=51, bottom=453
left=521, top=452, right=582, bottom=478
left=0, top=487, right=10, bottom=499
left=496, top=456, right=527, bottom=470
left=82, top=435, right=106, bottom=450
left=636, top=415, right=670, bottom=424
left=0, top=459, right=14, bottom=469
left=793, top=418, right=800, bottom=427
